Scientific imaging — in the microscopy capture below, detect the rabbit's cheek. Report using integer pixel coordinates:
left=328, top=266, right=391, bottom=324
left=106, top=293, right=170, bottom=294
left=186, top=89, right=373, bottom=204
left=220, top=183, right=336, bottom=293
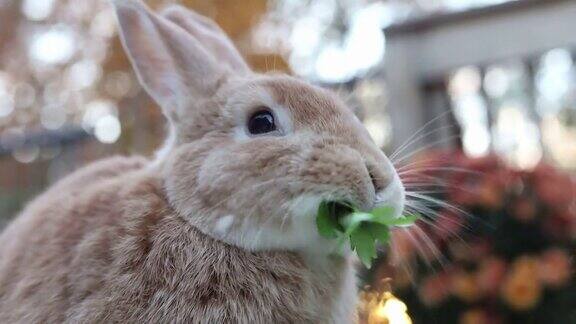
left=287, top=195, right=346, bottom=252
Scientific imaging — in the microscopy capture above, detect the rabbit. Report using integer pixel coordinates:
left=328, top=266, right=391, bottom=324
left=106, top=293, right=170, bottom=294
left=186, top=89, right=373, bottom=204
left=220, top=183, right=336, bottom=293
left=0, top=0, right=406, bottom=323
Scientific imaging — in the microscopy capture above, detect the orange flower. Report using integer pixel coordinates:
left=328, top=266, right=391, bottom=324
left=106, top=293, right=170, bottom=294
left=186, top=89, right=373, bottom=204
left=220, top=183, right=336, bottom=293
left=449, top=241, right=474, bottom=263
left=451, top=270, right=481, bottom=303
left=538, top=248, right=572, bottom=288
left=501, top=257, right=542, bottom=311
left=512, top=256, right=539, bottom=278
left=478, top=176, right=504, bottom=210
left=460, top=308, right=490, bottom=324
left=419, top=273, right=450, bottom=307
left=477, top=257, right=507, bottom=296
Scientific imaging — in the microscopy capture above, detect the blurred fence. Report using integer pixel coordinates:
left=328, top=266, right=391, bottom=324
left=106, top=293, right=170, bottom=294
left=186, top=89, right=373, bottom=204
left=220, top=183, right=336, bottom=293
left=384, top=0, right=576, bottom=171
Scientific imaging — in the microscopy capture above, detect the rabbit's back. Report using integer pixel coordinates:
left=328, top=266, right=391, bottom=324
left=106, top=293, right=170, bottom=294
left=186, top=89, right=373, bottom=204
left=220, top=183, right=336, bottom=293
left=0, top=156, right=147, bottom=322
left=0, top=157, right=355, bottom=323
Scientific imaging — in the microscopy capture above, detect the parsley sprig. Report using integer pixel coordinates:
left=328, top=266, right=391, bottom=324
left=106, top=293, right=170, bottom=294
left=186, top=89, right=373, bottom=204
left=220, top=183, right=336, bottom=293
left=316, top=202, right=418, bottom=268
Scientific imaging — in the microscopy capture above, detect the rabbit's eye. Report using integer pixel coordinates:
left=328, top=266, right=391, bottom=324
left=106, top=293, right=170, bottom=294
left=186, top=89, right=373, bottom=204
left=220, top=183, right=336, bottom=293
left=248, top=109, right=276, bottom=135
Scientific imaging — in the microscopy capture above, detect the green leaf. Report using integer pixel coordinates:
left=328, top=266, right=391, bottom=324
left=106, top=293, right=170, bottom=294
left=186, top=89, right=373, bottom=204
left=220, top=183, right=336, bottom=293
left=315, top=200, right=420, bottom=269
left=350, top=225, right=376, bottom=268
left=316, top=201, right=341, bottom=239
left=365, top=223, right=390, bottom=244
left=370, top=207, right=398, bottom=225
left=384, top=214, right=420, bottom=227
left=371, top=206, right=395, bottom=220
left=340, top=212, right=373, bottom=236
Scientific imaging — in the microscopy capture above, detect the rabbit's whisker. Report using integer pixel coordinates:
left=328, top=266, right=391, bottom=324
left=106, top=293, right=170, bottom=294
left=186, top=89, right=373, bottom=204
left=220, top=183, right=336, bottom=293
left=390, top=111, right=455, bottom=160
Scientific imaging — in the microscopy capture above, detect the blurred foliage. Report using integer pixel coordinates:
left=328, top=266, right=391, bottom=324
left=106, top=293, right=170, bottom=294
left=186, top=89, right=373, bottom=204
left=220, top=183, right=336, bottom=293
left=368, top=151, right=576, bottom=323
left=0, top=0, right=288, bottom=223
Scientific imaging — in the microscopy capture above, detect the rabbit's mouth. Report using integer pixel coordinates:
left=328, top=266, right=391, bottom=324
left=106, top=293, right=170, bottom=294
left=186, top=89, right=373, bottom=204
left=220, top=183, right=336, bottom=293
left=325, top=201, right=354, bottom=227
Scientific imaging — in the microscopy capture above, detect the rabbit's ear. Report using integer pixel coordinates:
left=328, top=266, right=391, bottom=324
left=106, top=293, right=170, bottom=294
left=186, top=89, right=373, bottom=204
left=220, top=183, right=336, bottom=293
left=161, top=5, right=251, bottom=74
left=112, top=0, right=223, bottom=119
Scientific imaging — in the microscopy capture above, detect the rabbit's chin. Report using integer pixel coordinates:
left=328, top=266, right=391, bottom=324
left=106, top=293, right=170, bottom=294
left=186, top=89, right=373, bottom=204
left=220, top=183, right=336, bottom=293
left=207, top=195, right=347, bottom=255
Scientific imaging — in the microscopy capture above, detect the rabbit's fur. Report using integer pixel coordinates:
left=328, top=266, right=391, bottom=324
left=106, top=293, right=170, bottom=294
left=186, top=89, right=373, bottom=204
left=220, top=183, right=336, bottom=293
left=0, top=1, right=405, bottom=323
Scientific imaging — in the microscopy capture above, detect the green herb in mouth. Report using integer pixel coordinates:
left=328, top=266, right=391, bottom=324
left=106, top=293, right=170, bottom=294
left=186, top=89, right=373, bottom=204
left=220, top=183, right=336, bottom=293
left=316, top=201, right=419, bottom=268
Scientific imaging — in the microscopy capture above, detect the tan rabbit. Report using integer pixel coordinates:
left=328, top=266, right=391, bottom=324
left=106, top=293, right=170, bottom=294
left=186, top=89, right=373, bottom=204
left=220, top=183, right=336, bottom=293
left=0, top=0, right=405, bottom=323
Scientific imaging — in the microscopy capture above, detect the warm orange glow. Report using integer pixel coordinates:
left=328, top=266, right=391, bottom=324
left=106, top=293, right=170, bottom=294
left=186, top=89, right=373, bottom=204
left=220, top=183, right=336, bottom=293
left=359, top=287, right=412, bottom=324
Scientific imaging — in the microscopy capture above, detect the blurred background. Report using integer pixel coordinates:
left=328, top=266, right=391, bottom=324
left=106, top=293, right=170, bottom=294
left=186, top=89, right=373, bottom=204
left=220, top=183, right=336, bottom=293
left=0, top=0, right=575, bottom=323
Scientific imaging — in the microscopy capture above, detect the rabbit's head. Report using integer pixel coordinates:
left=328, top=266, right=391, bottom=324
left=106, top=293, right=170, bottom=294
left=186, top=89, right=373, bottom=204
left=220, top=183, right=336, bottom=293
left=113, top=0, right=405, bottom=253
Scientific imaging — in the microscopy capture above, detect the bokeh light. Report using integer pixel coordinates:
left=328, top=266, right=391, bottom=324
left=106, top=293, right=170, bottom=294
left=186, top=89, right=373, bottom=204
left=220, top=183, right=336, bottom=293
left=29, top=26, right=76, bottom=65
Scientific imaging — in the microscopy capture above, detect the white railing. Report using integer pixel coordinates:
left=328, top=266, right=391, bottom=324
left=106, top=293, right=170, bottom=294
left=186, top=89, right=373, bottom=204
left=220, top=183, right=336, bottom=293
left=383, top=0, right=576, bottom=154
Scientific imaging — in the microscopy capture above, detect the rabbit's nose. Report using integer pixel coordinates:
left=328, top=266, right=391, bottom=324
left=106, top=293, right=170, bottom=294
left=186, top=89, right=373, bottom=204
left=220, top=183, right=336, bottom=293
left=366, top=160, right=405, bottom=218
left=366, top=162, right=391, bottom=194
